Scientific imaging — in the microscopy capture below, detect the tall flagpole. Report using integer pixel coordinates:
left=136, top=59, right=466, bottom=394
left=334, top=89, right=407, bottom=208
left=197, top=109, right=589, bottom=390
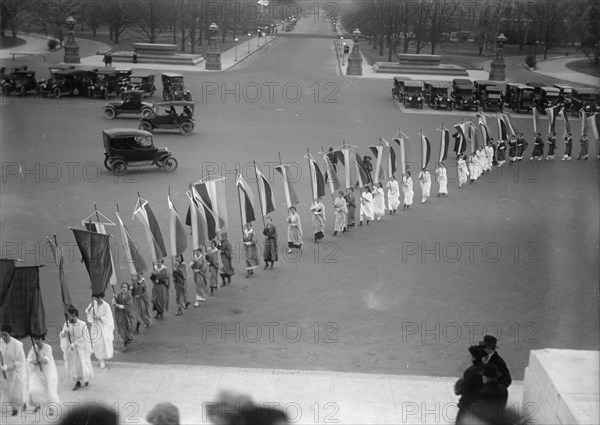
left=236, top=168, right=245, bottom=235
left=253, top=160, right=266, bottom=227
left=306, top=147, right=315, bottom=201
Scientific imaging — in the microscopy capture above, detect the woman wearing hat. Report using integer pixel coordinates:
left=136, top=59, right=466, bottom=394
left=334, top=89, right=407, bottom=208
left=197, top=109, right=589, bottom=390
left=218, top=232, right=235, bottom=286
left=309, top=197, right=326, bottom=243
left=286, top=206, right=303, bottom=254
left=454, top=345, right=486, bottom=423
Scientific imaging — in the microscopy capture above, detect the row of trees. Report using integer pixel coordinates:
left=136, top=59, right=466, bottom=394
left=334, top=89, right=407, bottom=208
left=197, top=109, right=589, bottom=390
left=341, top=0, right=599, bottom=65
left=1, top=0, right=299, bottom=53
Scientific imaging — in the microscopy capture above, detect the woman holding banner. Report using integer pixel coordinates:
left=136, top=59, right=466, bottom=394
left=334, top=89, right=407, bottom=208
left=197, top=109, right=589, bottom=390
left=112, top=283, right=136, bottom=352
left=150, top=260, right=169, bottom=320
left=263, top=217, right=278, bottom=269
left=242, top=223, right=259, bottom=277
left=333, top=191, right=347, bottom=235
left=310, top=197, right=326, bottom=242
left=287, top=206, right=303, bottom=253
left=132, top=272, right=152, bottom=332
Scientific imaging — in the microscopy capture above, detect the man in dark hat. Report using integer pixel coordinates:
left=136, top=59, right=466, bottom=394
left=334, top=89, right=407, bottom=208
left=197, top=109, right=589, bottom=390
left=480, top=335, right=511, bottom=387
left=477, top=363, right=508, bottom=409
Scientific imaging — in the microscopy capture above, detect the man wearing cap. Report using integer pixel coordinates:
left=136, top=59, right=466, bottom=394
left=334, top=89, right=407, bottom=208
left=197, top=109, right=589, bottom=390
left=480, top=335, right=511, bottom=387
left=0, top=324, right=27, bottom=416
left=477, top=363, right=508, bottom=409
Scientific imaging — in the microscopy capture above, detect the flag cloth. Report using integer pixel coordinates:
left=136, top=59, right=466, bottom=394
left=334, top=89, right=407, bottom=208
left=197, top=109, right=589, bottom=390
left=580, top=110, right=587, bottom=137
left=71, top=228, right=113, bottom=297
left=0, top=265, right=46, bottom=339
left=0, top=259, right=16, bottom=312
left=420, top=134, right=431, bottom=169
left=532, top=107, right=540, bottom=134
left=454, top=122, right=472, bottom=146
left=546, top=106, right=558, bottom=134
left=185, top=191, right=208, bottom=249
left=559, top=107, right=571, bottom=135
left=133, top=197, right=167, bottom=263
left=334, top=145, right=358, bottom=189
left=168, top=195, right=188, bottom=257
left=393, top=137, right=409, bottom=175
left=192, top=186, right=217, bottom=241
left=497, top=115, right=508, bottom=141
left=305, top=153, right=326, bottom=198
left=471, top=123, right=481, bottom=153
left=47, top=239, right=73, bottom=315
left=478, top=114, right=491, bottom=143
left=438, top=128, right=450, bottom=162
left=355, top=153, right=371, bottom=187
left=116, top=211, right=147, bottom=276
left=319, top=151, right=342, bottom=195
left=254, top=165, right=276, bottom=216
left=275, top=164, right=299, bottom=208
left=369, top=139, right=396, bottom=183
left=501, top=113, right=516, bottom=136
left=194, top=177, right=228, bottom=231
left=587, top=113, right=599, bottom=140
left=236, top=174, right=256, bottom=224
left=82, top=212, right=117, bottom=287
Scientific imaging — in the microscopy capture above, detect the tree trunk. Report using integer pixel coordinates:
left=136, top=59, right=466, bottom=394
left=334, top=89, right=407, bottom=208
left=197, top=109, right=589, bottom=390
left=379, top=35, right=384, bottom=56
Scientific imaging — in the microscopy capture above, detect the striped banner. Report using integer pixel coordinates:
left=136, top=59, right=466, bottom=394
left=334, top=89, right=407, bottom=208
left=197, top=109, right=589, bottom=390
left=587, top=113, right=599, bottom=140
left=501, top=113, right=516, bottom=136
left=168, top=195, right=187, bottom=257
left=546, top=106, right=558, bottom=134
left=194, top=177, right=228, bottom=232
left=236, top=174, right=256, bottom=224
left=532, top=107, right=540, bottom=134
left=438, top=128, right=450, bottom=162
left=334, top=145, right=358, bottom=189
left=420, top=133, right=431, bottom=169
left=497, top=115, right=508, bottom=141
left=133, top=198, right=167, bottom=263
left=255, top=165, right=276, bottom=215
left=116, top=211, right=147, bottom=275
left=393, top=136, right=409, bottom=175
left=275, top=164, right=299, bottom=208
left=81, top=211, right=117, bottom=286
left=319, top=151, right=342, bottom=195
left=559, top=107, right=571, bottom=135
left=305, top=153, right=326, bottom=198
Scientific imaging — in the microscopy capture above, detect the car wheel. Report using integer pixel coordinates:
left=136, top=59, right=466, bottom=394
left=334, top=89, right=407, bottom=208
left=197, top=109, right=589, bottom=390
left=141, top=108, right=153, bottom=118
left=185, top=93, right=192, bottom=101
left=162, top=157, right=178, bottom=173
left=73, top=88, right=80, bottom=96
left=104, top=157, right=112, bottom=170
left=179, top=121, right=194, bottom=135
left=139, top=122, right=153, bottom=133
left=53, top=87, right=61, bottom=98
left=111, top=159, right=128, bottom=175
left=103, top=108, right=116, bottom=120
left=167, top=92, right=175, bottom=101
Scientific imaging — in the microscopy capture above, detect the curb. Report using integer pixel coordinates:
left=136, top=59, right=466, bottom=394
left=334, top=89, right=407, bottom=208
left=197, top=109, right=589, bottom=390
left=225, top=37, right=277, bottom=71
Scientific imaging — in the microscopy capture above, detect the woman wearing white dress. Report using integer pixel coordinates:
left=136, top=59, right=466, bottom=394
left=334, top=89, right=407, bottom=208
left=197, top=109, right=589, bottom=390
left=359, top=186, right=374, bottom=225
left=435, top=162, right=448, bottom=197
left=286, top=206, right=303, bottom=253
left=419, top=167, right=431, bottom=203
left=309, top=197, right=326, bottom=243
left=457, top=155, right=469, bottom=187
left=386, top=175, right=400, bottom=214
left=372, top=182, right=385, bottom=221
left=468, top=152, right=479, bottom=183
left=27, top=336, right=59, bottom=414
left=333, top=191, right=347, bottom=235
left=401, top=172, right=414, bottom=210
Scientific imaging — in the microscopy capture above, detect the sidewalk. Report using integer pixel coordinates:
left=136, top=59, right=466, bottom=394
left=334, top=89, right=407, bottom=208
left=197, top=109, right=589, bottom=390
left=1, top=361, right=523, bottom=425
left=532, top=56, right=600, bottom=88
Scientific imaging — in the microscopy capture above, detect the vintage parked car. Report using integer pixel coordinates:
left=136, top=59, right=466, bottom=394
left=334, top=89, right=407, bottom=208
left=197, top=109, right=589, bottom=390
left=539, top=86, right=562, bottom=111
left=392, top=77, right=411, bottom=101
left=37, top=68, right=96, bottom=98
left=138, top=101, right=195, bottom=135
left=424, top=80, right=452, bottom=110
left=88, top=68, right=131, bottom=99
left=1, top=69, right=37, bottom=96
left=553, top=84, right=574, bottom=111
left=480, top=85, right=504, bottom=112
left=506, top=84, right=534, bottom=113
left=161, top=73, right=192, bottom=101
left=403, top=81, right=424, bottom=108
left=103, top=90, right=156, bottom=120
left=103, top=128, right=178, bottom=175
left=120, top=71, right=156, bottom=97
left=571, top=88, right=600, bottom=114
left=473, top=80, right=495, bottom=101
left=526, top=81, right=545, bottom=111
left=452, top=78, right=478, bottom=111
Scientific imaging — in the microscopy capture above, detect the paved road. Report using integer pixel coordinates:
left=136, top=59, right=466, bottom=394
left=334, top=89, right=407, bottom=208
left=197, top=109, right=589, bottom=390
left=1, top=14, right=598, bottom=384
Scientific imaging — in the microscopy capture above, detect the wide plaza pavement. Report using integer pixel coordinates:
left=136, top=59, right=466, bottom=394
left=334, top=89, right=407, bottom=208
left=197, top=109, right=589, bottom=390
left=1, top=11, right=598, bottom=425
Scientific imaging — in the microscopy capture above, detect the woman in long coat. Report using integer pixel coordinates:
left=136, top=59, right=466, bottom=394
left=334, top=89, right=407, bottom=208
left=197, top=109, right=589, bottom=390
left=150, top=260, right=169, bottom=320
left=455, top=345, right=486, bottom=422
left=27, top=336, right=59, bottom=413
left=172, top=254, right=189, bottom=316
left=131, top=272, right=152, bottom=331
left=344, top=188, right=356, bottom=228
left=372, top=182, right=385, bottom=220
left=359, top=186, right=374, bottom=225
left=218, top=232, right=235, bottom=285
left=206, top=240, right=221, bottom=294
left=386, top=176, right=400, bottom=214
left=457, top=155, right=469, bottom=187
left=243, top=223, right=259, bottom=277
left=286, top=206, right=303, bottom=253
left=333, top=191, right=347, bottom=235
left=189, top=250, right=208, bottom=307
left=401, top=172, right=414, bottom=209
left=310, top=197, right=326, bottom=242
left=112, top=282, right=136, bottom=351
left=263, top=217, right=278, bottom=269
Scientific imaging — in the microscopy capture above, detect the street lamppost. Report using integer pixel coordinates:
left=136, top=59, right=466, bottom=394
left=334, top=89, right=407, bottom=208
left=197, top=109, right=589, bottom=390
left=205, top=22, right=221, bottom=70
left=271, top=24, right=274, bottom=39
left=265, top=26, right=268, bottom=42
left=257, top=29, right=260, bottom=47
left=489, top=33, right=508, bottom=81
left=64, top=15, right=80, bottom=63
left=339, top=36, right=343, bottom=54
left=234, top=37, right=238, bottom=61
left=247, top=32, right=251, bottom=53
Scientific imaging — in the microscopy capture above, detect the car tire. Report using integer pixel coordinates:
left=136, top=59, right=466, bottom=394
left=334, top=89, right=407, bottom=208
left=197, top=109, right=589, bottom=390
left=139, top=122, right=153, bottom=133
left=179, top=121, right=194, bottom=135
left=53, top=87, right=61, bottom=98
left=162, top=157, right=178, bottom=173
left=111, top=159, right=128, bottom=175
left=104, top=108, right=117, bottom=119
left=184, top=93, right=192, bottom=101
left=141, top=108, right=153, bottom=118
left=104, top=157, right=112, bottom=170
left=167, top=92, right=175, bottom=101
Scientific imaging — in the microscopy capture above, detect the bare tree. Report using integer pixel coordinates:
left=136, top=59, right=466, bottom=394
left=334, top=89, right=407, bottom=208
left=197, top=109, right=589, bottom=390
left=129, top=0, right=171, bottom=43
left=426, top=0, right=459, bottom=55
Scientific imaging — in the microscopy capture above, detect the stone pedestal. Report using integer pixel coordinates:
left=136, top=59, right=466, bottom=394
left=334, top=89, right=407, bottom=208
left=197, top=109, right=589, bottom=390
left=346, top=44, right=362, bottom=76
left=489, top=57, right=506, bottom=81
left=205, top=25, right=221, bottom=70
left=64, top=31, right=80, bottom=63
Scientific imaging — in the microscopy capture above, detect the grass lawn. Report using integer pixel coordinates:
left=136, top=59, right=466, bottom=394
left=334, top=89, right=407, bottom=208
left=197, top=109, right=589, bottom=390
left=0, top=35, right=26, bottom=49
left=565, top=58, right=600, bottom=77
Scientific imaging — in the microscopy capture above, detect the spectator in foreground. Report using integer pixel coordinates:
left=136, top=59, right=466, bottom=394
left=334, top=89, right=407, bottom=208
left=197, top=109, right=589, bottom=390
left=147, top=402, right=180, bottom=425
left=58, top=403, right=118, bottom=425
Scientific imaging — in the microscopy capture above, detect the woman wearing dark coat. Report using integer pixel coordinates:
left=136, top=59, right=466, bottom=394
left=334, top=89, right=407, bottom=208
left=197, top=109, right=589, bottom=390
left=218, top=232, right=235, bottom=285
left=454, top=345, right=487, bottom=423
left=150, top=260, right=169, bottom=320
left=112, top=282, right=136, bottom=352
left=262, top=217, right=278, bottom=269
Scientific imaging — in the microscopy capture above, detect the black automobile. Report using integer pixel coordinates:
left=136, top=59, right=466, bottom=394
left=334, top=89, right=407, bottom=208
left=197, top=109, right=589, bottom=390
left=571, top=88, right=600, bottom=114
left=473, top=80, right=495, bottom=102
left=452, top=78, right=478, bottom=111
left=161, top=73, right=192, bottom=101
left=138, top=101, right=195, bottom=135
left=88, top=68, right=131, bottom=99
left=507, top=84, right=534, bottom=113
left=424, top=80, right=452, bottom=110
left=121, top=72, right=156, bottom=97
left=103, top=90, right=156, bottom=120
left=392, top=77, right=410, bottom=101
left=38, top=68, right=96, bottom=98
left=480, top=85, right=504, bottom=112
left=526, top=82, right=545, bottom=111
left=539, top=86, right=562, bottom=111
left=1, top=69, right=37, bottom=96
left=103, top=128, right=177, bottom=175
left=553, top=84, right=574, bottom=112
left=403, top=81, right=424, bottom=108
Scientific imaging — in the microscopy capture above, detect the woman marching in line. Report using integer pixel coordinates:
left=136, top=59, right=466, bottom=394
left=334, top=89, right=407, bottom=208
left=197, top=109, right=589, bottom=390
left=218, top=232, right=235, bottom=286
left=333, top=190, right=347, bottom=235
left=112, top=282, right=136, bottom=351
left=206, top=240, right=221, bottom=295
left=435, top=162, right=448, bottom=197
left=189, top=249, right=208, bottom=307
left=401, top=172, right=414, bottom=210
left=468, top=152, right=479, bottom=184
left=131, top=272, right=152, bottom=332
left=242, top=222, right=259, bottom=277
left=418, top=167, right=431, bottom=204
left=496, top=139, right=507, bottom=167
left=150, top=260, right=169, bottom=320
left=286, top=206, right=303, bottom=254
left=359, top=185, right=373, bottom=225
left=372, top=182, right=385, bottom=221
left=386, top=175, right=400, bottom=214
left=309, top=197, right=326, bottom=243
left=457, top=155, right=469, bottom=188
left=263, top=217, right=278, bottom=269
left=344, top=188, right=356, bottom=228
left=508, top=134, right=517, bottom=164
left=172, top=254, right=190, bottom=316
